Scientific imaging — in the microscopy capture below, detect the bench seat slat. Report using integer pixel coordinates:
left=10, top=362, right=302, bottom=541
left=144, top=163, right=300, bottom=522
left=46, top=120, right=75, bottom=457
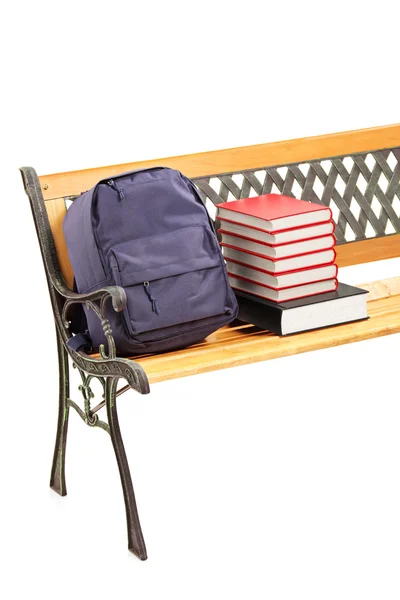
left=123, top=278, right=399, bottom=384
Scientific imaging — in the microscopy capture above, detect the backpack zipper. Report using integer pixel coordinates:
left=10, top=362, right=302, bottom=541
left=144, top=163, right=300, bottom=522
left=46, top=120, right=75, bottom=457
left=107, top=179, right=125, bottom=200
left=143, top=281, right=160, bottom=315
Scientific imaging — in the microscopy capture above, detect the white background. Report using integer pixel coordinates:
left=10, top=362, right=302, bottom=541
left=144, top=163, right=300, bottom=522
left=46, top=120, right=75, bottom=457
left=1, top=1, right=400, bottom=598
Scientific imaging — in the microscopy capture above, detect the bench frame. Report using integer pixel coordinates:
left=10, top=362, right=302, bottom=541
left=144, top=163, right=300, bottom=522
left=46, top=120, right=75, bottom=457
left=21, top=124, right=400, bottom=560
left=21, top=168, right=150, bottom=559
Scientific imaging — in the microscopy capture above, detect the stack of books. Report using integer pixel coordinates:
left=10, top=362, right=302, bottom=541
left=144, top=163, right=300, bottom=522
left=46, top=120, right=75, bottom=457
left=216, top=194, right=368, bottom=334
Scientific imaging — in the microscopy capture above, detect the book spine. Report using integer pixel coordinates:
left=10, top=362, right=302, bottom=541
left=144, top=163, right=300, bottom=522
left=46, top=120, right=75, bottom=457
left=221, top=239, right=336, bottom=261
left=236, top=294, right=283, bottom=335
left=227, top=270, right=338, bottom=291
left=218, top=215, right=335, bottom=235
left=219, top=229, right=336, bottom=249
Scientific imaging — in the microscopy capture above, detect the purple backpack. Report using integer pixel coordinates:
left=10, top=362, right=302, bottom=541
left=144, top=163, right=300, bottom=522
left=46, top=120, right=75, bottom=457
left=63, top=167, right=238, bottom=354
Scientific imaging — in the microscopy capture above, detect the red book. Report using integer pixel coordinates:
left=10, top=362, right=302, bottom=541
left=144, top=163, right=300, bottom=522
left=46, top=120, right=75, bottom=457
left=218, top=218, right=335, bottom=244
left=225, top=260, right=338, bottom=290
left=219, top=231, right=335, bottom=258
left=216, top=194, right=332, bottom=232
left=222, top=245, right=336, bottom=274
left=228, top=274, right=338, bottom=303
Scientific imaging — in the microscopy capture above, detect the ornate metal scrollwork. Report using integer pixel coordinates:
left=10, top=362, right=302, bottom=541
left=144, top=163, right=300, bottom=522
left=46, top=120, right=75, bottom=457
left=62, top=293, right=117, bottom=360
left=85, top=298, right=116, bottom=360
left=67, top=366, right=110, bottom=433
left=60, top=288, right=149, bottom=393
left=67, top=398, right=110, bottom=434
left=69, top=350, right=148, bottom=393
left=78, top=372, right=99, bottom=426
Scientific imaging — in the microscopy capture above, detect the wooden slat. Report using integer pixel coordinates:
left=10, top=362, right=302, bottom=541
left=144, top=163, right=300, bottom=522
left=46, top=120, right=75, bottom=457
left=130, top=277, right=400, bottom=384
left=335, top=234, right=400, bottom=267
left=45, top=198, right=74, bottom=288
left=358, top=275, right=400, bottom=300
left=39, top=123, right=400, bottom=200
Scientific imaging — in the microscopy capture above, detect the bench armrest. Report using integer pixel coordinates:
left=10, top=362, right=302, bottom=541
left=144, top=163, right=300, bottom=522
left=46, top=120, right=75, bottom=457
left=59, top=282, right=126, bottom=361
left=58, top=282, right=150, bottom=394
left=56, top=281, right=127, bottom=313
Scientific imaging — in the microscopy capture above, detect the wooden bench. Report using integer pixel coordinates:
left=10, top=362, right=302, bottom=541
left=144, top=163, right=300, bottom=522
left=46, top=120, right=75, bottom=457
left=21, top=123, right=400, bottom=560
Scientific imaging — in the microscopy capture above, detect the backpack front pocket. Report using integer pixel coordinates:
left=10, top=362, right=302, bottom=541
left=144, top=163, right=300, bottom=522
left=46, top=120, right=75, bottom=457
left=108, top=226, right=231, bottom=338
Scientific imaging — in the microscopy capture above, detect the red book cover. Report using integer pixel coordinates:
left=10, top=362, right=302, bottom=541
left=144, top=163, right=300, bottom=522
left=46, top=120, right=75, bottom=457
left=222, top=246, right=337, bottom=275
left=218, top=216, right=336, bottom=235
left=227, top=274, right=339, bottom=303
left=216, top=194, right=332, bottom=232
left=218, top=228, right=336, bottom=249
left=225, top=260, right=339, bottom=290
left=220, top=234, right=336, bottom=260
left=225, top=259, right=339, bottom=278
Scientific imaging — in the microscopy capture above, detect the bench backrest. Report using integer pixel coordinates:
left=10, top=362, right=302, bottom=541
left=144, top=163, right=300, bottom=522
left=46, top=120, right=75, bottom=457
left=38, top=124, right=400, bottom=289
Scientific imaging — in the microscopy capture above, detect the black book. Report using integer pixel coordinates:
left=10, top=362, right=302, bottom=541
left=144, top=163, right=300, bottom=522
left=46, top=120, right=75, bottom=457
left=235, top=282, right=369, bottom=335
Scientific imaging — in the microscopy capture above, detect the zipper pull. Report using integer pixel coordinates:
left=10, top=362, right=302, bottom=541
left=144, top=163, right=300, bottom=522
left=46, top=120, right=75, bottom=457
left=143, top=282, right=160, bottom=315
left=107, top=179, right=125, bottom=200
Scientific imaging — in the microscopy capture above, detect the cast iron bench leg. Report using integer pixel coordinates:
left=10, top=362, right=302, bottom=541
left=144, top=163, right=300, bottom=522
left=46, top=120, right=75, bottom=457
left=106, top=377, right=148, bottom=560
left=50, top=329, right=70, bottom=496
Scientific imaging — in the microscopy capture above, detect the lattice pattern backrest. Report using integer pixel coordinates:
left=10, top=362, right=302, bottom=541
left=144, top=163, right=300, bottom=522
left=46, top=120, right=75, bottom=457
left=56, top=146, right=400, bottom=287
left=193, top=148, right=400, bottom=244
